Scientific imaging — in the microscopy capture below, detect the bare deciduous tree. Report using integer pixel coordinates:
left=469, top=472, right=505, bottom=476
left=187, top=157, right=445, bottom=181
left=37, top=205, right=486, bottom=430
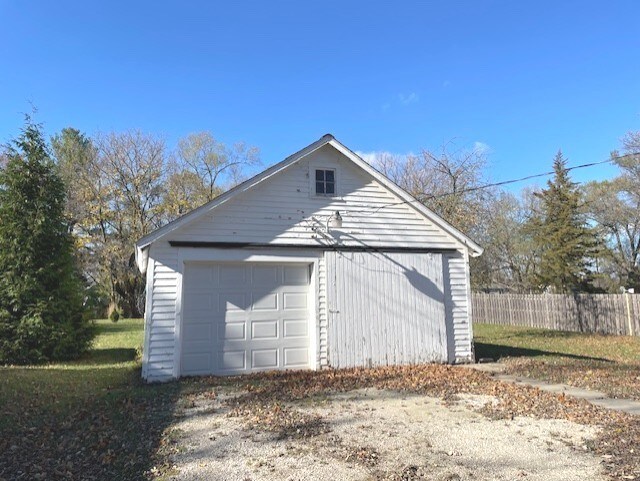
left=586, top=130, right=640, bottom=290
left=94, top=131, right=166, bottom=316
left=473, top=190, right=541, bottom=291
left=176, top=132, right=259, bottom=202
left=374, top=141, right=490, bottom=235
left=53, top=128, right=260, bottom=316
left=53, top=130, right=167, bottom=316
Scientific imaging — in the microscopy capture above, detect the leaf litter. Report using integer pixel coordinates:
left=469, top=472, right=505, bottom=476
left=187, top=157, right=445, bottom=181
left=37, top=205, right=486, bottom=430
left=176, top=364, right=640, bottom=480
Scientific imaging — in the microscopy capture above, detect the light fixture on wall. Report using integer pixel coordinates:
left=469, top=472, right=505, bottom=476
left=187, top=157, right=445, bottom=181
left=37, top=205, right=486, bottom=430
left=328, top=210, right=343, bottom=230
left=310, top=211, right=343, bottom=238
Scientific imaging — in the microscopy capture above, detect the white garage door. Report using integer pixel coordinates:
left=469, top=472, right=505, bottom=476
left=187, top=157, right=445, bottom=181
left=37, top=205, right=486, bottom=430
left=181, top=262, right=312, bottom=376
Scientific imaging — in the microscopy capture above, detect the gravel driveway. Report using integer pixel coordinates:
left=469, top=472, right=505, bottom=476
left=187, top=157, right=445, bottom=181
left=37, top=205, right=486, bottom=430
left=166, top=386, right=605, bottom=481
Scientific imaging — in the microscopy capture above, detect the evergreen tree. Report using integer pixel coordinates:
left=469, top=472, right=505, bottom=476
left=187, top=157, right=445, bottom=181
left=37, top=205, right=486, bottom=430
left=0, top=117, right=94, bottom=364
left=530, top=151, right=600, bottom=293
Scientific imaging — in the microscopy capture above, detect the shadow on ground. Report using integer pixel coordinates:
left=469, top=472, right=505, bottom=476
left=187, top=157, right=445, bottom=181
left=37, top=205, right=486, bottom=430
left=474, top=342, right=613, bottom=363
left=80, top=347, right=138, bottom=365
left=0, top=356, right=180, bottom=481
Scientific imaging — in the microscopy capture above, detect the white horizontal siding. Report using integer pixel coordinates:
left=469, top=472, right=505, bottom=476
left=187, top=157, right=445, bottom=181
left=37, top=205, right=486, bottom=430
left=317, top=255, right=328, bottom=367
left=143, top=240, right=179, bottom=381
left=141, top=143, right=476, bottom=380
left=444, top=252, right=474, bottom=363
left=168, top=145, right=462, bottom=250
left=326, top=251, right=448, bottom=368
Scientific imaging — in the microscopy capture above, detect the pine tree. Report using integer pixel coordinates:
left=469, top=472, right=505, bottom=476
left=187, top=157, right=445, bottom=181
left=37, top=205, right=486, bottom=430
left=0, top=117, right=94, bottom=363
left=530, top=151, right=600, bottom=293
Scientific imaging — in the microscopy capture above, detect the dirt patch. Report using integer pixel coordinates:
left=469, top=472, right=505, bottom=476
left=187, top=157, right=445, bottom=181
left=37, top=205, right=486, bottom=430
left=167, top=387, right=605, bottom=481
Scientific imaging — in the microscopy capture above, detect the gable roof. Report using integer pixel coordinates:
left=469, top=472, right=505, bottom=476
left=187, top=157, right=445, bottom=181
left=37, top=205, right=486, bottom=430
left=136, top=134, right=483, bottom=257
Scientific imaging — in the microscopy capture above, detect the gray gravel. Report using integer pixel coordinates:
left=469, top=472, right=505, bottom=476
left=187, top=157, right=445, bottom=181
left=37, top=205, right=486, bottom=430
left=167, top=388, right=605, bottom=481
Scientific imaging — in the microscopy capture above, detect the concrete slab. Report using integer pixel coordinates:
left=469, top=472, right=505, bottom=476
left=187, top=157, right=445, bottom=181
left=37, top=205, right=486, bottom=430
left=458, top=362, right=640, bottom=416
left=459, top=362, right=506, bottom=374
left=590, top=398, right=640, bottom=416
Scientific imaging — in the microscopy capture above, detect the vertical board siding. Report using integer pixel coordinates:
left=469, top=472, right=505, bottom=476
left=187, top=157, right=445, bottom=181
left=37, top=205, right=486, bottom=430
left=144, top=241, right=179, bottom=381
left=168, top=145, right=462, bottom=250
left=326, top=251, right=449, bottom=368
left=473, top=293, right=640, bottom=336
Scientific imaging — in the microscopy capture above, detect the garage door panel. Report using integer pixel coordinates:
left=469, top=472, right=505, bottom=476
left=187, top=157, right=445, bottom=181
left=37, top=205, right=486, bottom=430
left=251, top=320, right=278, bottom=339
left=185, top=264, right=215, bottom=287
left=252, top=349, right=278, bottom=369
left=283, top=319, right=308, bottom=338
left=219, top=265, right=247, bottom=285
left=219, top=350, right=246, bottom=371
left=183, top=322, right=212, bottom=341
left=252, top=265, right=279, bottom=285
left=283, top=292, right=307, bottom=310
left=182, top=262, right=311, bottom=376
left=219, top=292, right=249, bottom=312
left=284, top=347, right=309, bottom=367
left=284, top=266, right=309, bottom=285
left=184, top=292, right=213, bottom=309
left=183, top=338, right=214, bottom=352
left=182, top=352, right=212, bottom=374
left=219, top=322, right=245, bottom=341
left=252, top=291, right=278, bottom=310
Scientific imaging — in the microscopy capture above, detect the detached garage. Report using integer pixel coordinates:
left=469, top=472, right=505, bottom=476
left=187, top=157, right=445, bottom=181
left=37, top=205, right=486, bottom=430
left=135, top=134, right=482, bottom=382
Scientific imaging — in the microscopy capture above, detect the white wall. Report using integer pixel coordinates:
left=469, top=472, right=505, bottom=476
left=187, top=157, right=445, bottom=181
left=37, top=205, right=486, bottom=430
left=142, top=240, right=179, bottom=382
left=169, top=145, right=464, bottom=250
left=141, top=144, right=475, bottom=380
left=325, top=251, right=449, bottom=368
left=443, top=252, right=474, bottom=362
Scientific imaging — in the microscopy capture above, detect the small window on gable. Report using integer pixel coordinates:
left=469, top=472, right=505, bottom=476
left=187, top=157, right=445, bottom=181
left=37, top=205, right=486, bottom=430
left=315, top=169, right=336, bottom=196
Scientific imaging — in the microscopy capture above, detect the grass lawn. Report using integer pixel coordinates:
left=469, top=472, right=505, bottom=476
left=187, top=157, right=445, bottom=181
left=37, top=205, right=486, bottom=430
left=474, top=323, right=640, bottom=400
left=2, top=319, right=638, bottom=480
left=0, top=319, right=179, bottom=481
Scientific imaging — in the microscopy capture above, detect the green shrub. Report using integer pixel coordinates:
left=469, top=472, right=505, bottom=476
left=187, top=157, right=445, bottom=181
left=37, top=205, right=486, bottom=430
left=109, top=310, right=120, bottom=323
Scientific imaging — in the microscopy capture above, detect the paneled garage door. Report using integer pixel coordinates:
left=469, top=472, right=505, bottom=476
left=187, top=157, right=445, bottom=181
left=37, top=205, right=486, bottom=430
left=181, top=262, right=311, bottom=376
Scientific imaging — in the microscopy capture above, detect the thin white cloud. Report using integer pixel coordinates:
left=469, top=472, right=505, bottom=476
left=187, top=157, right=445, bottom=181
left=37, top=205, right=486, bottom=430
left=355, top=150, right=410, bottom=166
left=381, top=92, right=420, bottom=111
left=398, top=92, right=419, bottom=105
left=473, top=141, right=491, bottom=155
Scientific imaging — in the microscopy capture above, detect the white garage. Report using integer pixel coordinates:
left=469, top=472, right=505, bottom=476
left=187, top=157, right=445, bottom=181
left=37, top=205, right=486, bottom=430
left=181, top=262, right=313, bottom=376
left=136, top=134, right=482, bottom=382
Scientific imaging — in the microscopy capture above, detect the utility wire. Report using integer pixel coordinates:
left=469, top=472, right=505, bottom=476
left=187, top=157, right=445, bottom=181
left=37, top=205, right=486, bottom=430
left=349, top=154, right=635, bottom=216
left=422, top=156, right=619, bottom=200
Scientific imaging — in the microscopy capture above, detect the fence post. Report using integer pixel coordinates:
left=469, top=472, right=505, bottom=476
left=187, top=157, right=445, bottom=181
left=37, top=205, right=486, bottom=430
left=625, top=291, right=633, bottom=336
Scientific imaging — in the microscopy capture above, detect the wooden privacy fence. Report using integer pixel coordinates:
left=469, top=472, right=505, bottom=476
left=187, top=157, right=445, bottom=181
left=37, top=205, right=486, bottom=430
left=472, top=293, right=640, bottom=336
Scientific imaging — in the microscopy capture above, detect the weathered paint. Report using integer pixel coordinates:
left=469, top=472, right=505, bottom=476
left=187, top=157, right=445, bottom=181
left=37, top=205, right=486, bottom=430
left=136, top=135, right=482, bottom=256
left=168, top=145, right=464, bottom=250
left=325, top=251, right=449, bottom=368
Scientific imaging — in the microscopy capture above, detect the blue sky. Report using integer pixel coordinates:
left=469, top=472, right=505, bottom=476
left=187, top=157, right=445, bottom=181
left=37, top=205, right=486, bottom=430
left=1, top=0, right=639, bottom=191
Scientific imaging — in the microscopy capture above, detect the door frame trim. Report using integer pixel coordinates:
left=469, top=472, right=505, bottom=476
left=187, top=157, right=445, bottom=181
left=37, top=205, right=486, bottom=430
left=175, top=248, right=322, bottom=378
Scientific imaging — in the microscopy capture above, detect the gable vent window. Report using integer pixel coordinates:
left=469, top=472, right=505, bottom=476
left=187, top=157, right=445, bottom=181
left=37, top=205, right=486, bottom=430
left=315, top=169, right=335, bottom=195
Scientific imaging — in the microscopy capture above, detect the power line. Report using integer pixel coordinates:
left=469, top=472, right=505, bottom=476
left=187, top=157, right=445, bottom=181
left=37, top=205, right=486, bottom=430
left=422, top=156, right=618, bottom=200
left=351, top=153, right=634, bottom=216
